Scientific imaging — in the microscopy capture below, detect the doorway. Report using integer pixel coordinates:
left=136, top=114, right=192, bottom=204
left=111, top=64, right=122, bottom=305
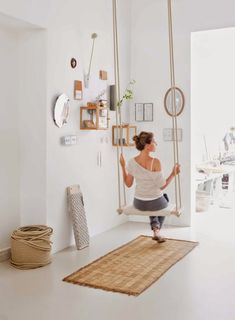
left=191, top=27, right=235, bottom=238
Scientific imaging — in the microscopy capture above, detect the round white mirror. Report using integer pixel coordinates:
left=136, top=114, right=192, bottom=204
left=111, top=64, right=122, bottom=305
left=54, top=94, right=70, bottom=128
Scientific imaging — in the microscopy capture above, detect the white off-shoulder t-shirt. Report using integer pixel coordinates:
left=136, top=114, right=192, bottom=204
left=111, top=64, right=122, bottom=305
left=127, top=158, right=166, bottom=200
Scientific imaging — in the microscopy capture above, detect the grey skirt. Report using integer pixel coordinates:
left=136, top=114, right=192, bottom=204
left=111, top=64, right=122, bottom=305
left=134, top=195, right=168, bottom=211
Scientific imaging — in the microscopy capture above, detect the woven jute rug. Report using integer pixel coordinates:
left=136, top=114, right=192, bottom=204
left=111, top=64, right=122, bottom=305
left=63, top=235, right=198, bottom=296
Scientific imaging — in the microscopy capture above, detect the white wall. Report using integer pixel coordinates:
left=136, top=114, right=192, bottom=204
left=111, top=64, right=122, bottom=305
left=0, top=0, right=51, bottom=28
left=18, top=29, right=47, bottom=225
left=0, top=18, right=47, bottom=251
left=191, top=28, right=235, bottom=164
left=129, top=0, right=235, bottom=226
left=46, top=0, right=131, bottom=252
left=0, top=27, right=20, bottom=249
left=0, top=0, right=132, bottom=253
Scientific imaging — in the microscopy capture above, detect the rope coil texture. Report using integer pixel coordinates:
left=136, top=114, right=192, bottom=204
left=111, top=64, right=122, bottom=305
left=11, top=225, right=53, bottom=269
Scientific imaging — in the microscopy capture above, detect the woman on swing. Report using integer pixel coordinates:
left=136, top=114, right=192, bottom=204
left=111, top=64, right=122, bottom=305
left=120, top=131, right=180, bottom=243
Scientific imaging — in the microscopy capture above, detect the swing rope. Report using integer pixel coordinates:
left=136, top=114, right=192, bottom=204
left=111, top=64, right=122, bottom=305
left=112, top=0, right=126, bottom=212
left=113, top=0, right=182, bottom=215
left=167, top=0, right=182, bottom=211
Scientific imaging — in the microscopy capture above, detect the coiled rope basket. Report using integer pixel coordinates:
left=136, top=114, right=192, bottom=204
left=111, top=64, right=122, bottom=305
left=11, top=225, right=53, bottom=269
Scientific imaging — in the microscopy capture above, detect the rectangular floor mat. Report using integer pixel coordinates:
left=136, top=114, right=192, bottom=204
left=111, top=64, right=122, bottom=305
left=63, top=235, right=198, bottom=296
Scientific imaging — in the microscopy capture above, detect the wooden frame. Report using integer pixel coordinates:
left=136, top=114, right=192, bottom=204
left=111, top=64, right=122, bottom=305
left=112, top=124, right=137, bottom=147
left=164, top=87, right=185, bottom=117
left=99, top=70, right=108, bottom=80
left=80, top=103, right=109, bottom=130
left=74, top=80, right=83, bottom=100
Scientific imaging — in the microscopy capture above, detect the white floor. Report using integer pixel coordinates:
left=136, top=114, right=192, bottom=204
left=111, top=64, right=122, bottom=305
left=1, top=205, right=235, bottom=320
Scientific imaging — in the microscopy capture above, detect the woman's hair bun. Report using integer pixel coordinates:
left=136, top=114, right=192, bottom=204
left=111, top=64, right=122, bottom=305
left=132, top=135, right=139, bottom=143
left=132, top=131, right=153, bottom=151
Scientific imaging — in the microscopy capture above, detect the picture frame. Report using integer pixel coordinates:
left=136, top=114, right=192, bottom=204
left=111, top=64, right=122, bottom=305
left=74, top=80, right=83, bottom=100
left=135, top=103, right=144, bottom=121
left=163, top=128, right=183, bottom=141
left=135, top=103, right=154, bottom=122
left=144, top=103, right=153, bottom=121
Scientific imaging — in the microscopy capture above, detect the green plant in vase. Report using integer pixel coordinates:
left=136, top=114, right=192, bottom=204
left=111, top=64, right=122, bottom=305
left=117, top=79, right=136, bottom=108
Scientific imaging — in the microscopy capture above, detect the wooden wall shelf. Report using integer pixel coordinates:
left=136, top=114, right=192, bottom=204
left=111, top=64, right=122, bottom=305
left=112, top=124, right=137, bottom=147
left=80, top=102, right=109, bottom=130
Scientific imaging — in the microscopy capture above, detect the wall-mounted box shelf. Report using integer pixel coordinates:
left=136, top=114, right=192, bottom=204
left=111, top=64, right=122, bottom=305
left=80, top=102, right=109, bottom=130
left=112, top=124, right=137, bottom=147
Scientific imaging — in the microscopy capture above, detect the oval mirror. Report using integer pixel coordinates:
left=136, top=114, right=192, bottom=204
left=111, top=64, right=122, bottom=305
left=54, top=94, right=70, bottom=128
left=164, top=87, right=185, bottom=117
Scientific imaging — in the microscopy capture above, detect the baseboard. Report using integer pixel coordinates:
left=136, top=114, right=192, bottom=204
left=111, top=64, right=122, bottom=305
left=0, top=248, right=11, bottom=262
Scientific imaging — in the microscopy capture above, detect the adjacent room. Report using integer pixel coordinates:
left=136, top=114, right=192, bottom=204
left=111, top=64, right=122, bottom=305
left=0, top=1, right=235, bottom=319
left=191, top=27, right=235, bottom=239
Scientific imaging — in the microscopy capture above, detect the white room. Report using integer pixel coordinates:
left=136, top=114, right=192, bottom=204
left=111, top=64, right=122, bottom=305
left=191, top=27, right=235, bottom=237
left=0, top=1, right=235, bottom=319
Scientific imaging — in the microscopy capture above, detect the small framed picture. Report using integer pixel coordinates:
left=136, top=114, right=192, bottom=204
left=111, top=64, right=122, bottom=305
left=99, top=70, right=108, bottom=80
left=135, top=103, right=144, bottom=121
left=144, top=103, right=153, bottom=121
left=74, top=80, right=83, bottom=100
left=163, top=128, right=183, bottom=141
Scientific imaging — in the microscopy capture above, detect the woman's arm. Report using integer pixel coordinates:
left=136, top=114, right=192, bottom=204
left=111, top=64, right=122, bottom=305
left=160, top=163, right=180, bottom=190
left=120, top=154, right=134, bottom=187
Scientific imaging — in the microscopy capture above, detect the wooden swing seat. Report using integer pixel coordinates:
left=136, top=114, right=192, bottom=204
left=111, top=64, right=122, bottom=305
left=118, top=203, right=181, bottom=217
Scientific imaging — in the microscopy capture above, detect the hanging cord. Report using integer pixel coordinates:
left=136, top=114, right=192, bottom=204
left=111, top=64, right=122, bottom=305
left=11, top=225, right=53, bottom=269
left=112, top=0, right=121, bottom=211
left=114, top=1, right=126, bottom=206
left=167, top=0, right=182, bottom=211
left=112, top=0, right=126, bottom=211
